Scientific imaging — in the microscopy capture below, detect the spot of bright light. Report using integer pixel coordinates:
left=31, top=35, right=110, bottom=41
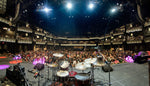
left=89, top=3, right=94, bottom=9
left=44, top=8, right=49, bottom=12
left=66, top=2, right=72, bottom=9
left=111, top=8, right=116, bottom=13
left=43, top=7, right=51, bottom=13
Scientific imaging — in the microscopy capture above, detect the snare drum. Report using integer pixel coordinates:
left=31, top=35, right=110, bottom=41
left=56, top=70, right=69, bottom=82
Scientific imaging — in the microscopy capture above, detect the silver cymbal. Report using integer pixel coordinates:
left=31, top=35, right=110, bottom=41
left=75, top=62, right=87, bottom=71
left=53, top=53, right=64, bottom=57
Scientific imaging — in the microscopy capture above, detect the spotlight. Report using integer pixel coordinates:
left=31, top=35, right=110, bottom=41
left=111, top=8, right=116, bottom=13
left=66, top=2, right=72, bottom=9
left=43, top=7, right=51, bottom=13
left=89, top=3, right=94, bottom=9
left=110, top=7, right=118, bottom=13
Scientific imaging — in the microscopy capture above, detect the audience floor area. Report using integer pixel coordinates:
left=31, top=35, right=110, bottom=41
left=0, top=56, right=149, bottom=86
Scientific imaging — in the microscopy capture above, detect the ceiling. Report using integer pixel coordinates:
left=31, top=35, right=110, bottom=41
left=3, top=0, right=150, bottom=37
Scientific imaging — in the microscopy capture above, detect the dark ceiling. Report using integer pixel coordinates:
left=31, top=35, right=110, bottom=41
left=3, top=0, right=150, bottom=37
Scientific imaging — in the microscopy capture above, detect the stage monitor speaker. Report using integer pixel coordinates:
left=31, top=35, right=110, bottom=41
left=102, top=65, right=113, bottom=72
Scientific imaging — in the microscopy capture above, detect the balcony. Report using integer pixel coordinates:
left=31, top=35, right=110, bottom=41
left=112, top=39, right=123, bottom=45
left=127, top=37, right=143, bottom=44
left=104, top=42, right=111, bottom=45
left=144, top=21, right=150, bottom=27
left=35, top=31, right=45, bottom=36
left=0, top=37, right=15, bottom=43
left=17, top=27, right=32, bottom=33
left=144, top=37, right=150, bottom=43
left=60, top=43, right=96, bottom=46
left=113, top=32, right=124, bottom=36
left=47, top=42, right=54, bottom=45
left=54, top=37, right=67, bottom=40
left=46, top=34, right=53, bottom=38
left=67, top=38, right=89, bottom=40
left=54, top=43, right=59, bottom=46
left=126, top=26, right=142, bottom=33
left=18, top=39, right=32, bottom=44
left=36, top=41, right=46, bottom=45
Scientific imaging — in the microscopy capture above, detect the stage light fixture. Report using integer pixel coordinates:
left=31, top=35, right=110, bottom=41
left=66, top=2, right=72, bottom=9
left=43, top=7, right=51, bottom=13
left=89, top=3, right=94, bottom=9
left=111, top=8, right=116, bottom=13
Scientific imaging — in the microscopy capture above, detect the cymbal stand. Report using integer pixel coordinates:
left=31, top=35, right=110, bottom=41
left=47, top=66, right=50, bottom=80
left=91, top=64, right=94, bottom=85
left=38, top=71, right=40, bottom=86
left=108, top=62, right=111, bottom=86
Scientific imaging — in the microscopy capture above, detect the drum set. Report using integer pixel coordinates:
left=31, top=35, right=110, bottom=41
left=38, top=53, right=105, bottom=86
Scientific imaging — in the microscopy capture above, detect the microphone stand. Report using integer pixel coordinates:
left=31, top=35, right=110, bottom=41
left=107, top=61, right=111, bottom=86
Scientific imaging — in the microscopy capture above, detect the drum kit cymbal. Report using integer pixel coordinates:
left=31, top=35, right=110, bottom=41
left=53, top=53, right=64, bottom=58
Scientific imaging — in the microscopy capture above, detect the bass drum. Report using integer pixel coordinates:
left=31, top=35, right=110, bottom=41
left=75, top=73, right=91, bottom=86
left=43, top=81, right=63, bottom=86
left=56, top=70, right=69, bottom=82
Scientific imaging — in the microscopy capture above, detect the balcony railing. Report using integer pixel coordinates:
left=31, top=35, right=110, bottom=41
left=144, top=21, right=150, bottom=27
left=36, top=41, right=46, bottom=45
left=113, top=32, right=124, bottom=36
left=0, top=37, right=15, bottom=43
left=67, top=38, right=89, bottom=40
left=112, top=42, right=123, bottom=45
left=46, top=35, right=53, bottom=38
left=47, top=43, right=54, bottom=45
left=18, top=39, right=32, bottom=44
left=104, top=42, right=111, bottom=45
left=126, top=26, right=142, bottom=33
left=17, top=27, right=32, bottom=33
left=60, top=44, right=96, bottom=46
left=144, top=37, right=150, bottom=43
left=35, top=31, right=45, bottom=36
left=127, top=40, right=142, bottom=44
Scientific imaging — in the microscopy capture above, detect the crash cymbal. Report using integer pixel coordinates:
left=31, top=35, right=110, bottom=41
left=53, top=53, right=64, bottom=57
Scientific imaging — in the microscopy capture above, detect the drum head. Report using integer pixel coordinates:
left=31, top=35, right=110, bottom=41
left=75, top=73, right=90, bottom=81
left=57, top=70, right=69, bottom=77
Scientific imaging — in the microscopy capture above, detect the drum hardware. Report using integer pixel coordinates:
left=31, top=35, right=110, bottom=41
left=107, top=61, right=112, bottom=86
left=46, top=63, right=58, bottom=81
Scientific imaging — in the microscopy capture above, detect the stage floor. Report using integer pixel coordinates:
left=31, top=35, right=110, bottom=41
left=0, top=56, right=149, bottom=86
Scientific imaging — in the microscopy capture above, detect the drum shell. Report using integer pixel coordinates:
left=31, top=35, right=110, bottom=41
left=57, top=76, right=69, bottom=82
left=75, top=78, right=91, bottom=86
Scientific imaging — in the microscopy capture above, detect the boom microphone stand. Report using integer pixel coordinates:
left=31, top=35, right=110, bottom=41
left=107, top=61, right=112, bottom=86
